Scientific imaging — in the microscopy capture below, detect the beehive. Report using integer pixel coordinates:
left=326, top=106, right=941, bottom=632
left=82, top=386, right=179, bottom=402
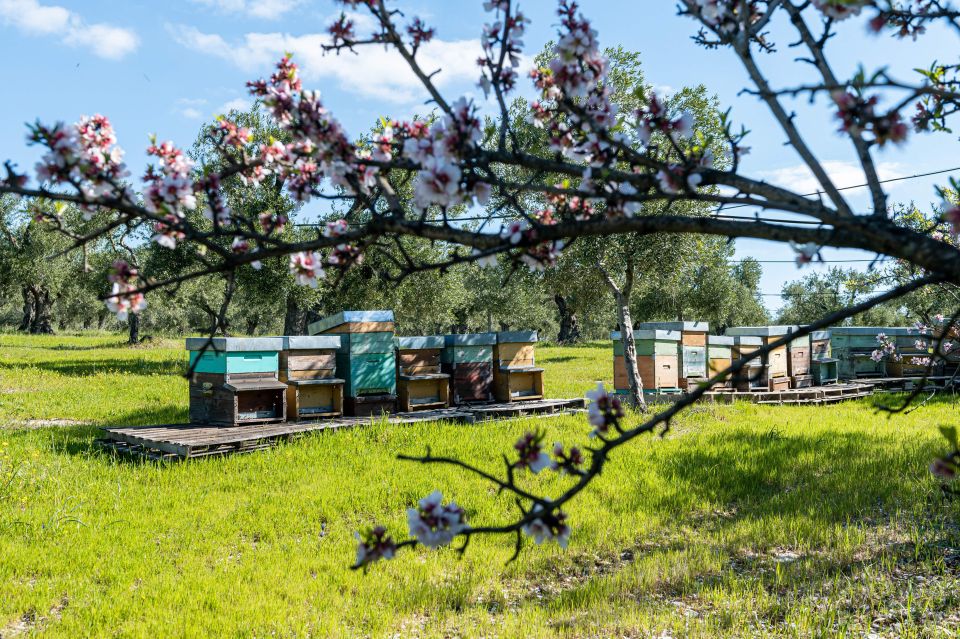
left=829, top=327, right=894, bottom=379
left=934, top=323, right=960, bottom=374
left=707, top=335, right=735, bottom=388
left=785, top=327, right=813, bottom=388
left=636, top=322, right=708, bottom=389
left=493, top=331, right=544, bottom=402
left=725, top=326, right=791, bottom=383
left=278, top=335, right=344, bottom=420
left=186, top=337, right=287, bottom=426
left=396, top=336, right=450, bottom=411
left=731, top=335, right=768, bottom=391
left=442, top=333, right=496, bottom=404
left=886, top=327, right=939, bottom=377
left=309, top=311, right=396, bottom=417
left=612, top=329, right=680, bottom=393
left=810, top=330, right=839, bottom=385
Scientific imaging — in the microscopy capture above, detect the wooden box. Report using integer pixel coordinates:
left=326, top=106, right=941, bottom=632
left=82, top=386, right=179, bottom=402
left=312, top=310, right=397, bottom=416
left=636, top=322, right=709, bottom=385
left=186, top=337, right=287, bottom=426
left=768, top=376, right=791, bottom=392
left=707, top=335, right=734, bottom=388
left=493, top=331, right=544, bottom=403
left=396, top=336, right=450, bottom=411
left=811, top=330, right=832, bottom=360
left=443, top=333, right=496, bottom=403
left=726, top=326, right=790, bottom=379
left=731, top=335, right=768, bottom=391
left=830, top=327, right=892, bottom=379
left=612, top=329, right=681, bottom=391
left=786, top=328, right=811, bottom=378
left=812, top=358, right=839, bottom=385
left=278, top=335, right=344, bottom=420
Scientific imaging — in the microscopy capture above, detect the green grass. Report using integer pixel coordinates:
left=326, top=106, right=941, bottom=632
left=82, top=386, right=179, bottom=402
left=1, top=334, right=959, bottom=637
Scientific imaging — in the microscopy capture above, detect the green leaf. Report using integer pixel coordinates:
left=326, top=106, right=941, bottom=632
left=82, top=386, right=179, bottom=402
left=939, top=425, right=958, bottom=450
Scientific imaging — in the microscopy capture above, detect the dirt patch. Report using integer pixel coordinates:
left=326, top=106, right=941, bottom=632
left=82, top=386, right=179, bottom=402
left=1, top=595, right=68, bottom=637
left=4, top=419, right=81, bottom=430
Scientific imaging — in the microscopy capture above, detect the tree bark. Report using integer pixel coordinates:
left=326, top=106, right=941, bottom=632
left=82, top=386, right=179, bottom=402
left=283, top=293, right=307, bottom=335
left=554, top=294, right=582, bottom=344
left=128, top=313, right=140, bottom=345
left=18, top=286, right=34, bottom=332
left=596, top=259, right=646, bottom=411
left=29, top=286, right=54, bottom=334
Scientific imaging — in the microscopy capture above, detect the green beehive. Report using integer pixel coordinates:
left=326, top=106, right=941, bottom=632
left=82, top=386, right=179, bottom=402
left=829, top=327, right=905, bottom=379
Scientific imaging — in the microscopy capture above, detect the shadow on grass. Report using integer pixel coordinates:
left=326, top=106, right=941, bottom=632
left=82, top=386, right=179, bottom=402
left=865, top=391, right=960, bottom=412
left=0, top=357, right=185, bottom=377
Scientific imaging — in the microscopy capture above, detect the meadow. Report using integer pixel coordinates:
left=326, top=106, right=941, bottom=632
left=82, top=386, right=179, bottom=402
left=1, top=333, right=959, bottom=638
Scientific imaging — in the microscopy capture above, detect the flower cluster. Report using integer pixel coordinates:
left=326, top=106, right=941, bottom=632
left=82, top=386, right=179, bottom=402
left=690, top=0, right=762, bottom=36
left=289, top=251, right=324, bottom=288
left=790, top=241, right=820, bottom=267
left=407, top=17, right=435, bottom=50
left=551, top=442, right=585, bottom=475
left=522, top=502, right=571, bottom=548
left=832, top=91, right=908, bottom=147
left=812, top=0, right=870, bottom=21
left=323, top=218, right=362, bottom=267
left=585, top=382, right=624, bottom=438
left=870, top=332, right=902, bottom=363
left=259, top=210, right=288, bottom=235
left=354, top=525, right=396, bottom=569
left=407, top=490, right=467, bottom=549
left=105, top=260, right=146, bottom=320
left=513, top=431, right=551, bottom=473
left=478, top=0, right=528, bottom=97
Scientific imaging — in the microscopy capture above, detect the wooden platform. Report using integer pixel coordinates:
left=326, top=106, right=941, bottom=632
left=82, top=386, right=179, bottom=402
left=97, top=398, right=586, bottom=460
left=854, top=376, right=958, bottom=392
left=702, top=382, right=875, bottom=405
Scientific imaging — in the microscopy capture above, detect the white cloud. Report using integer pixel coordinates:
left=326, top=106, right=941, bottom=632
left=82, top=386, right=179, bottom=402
left=758, top=160, right=907, bottom=197
left=175, top=98, right=208, bottom=120
left=191, top=0, right=305, bottom=20
left=0, top=0, right=138, bottom=59
left=215, top=97, right=252, bottom=115
left=168, top=24, right=483, bottom=104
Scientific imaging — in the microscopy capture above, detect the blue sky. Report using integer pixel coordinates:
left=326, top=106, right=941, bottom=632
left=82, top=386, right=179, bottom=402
left=0, top=0, right=955, bottom=313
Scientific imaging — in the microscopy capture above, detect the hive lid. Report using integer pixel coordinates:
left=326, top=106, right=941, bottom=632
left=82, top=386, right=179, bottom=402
left=444, top=333, right=497, bottom=346
left=280, top=335, right=342, bottom=350
left=396, top=335, right=445, bottom=350
left=223, top=379, right=288, bottom=391
left=185, top=337, right=284, bottom=352
left=497, top=330, right=538, bottom=343
left=830, top=326, right=917, bottom=336
left=307, top=310, right=395, bottom=335
left=707, top=335, right=735, bottom=346
left=733, top=335, right=764, bottom=346
left=610, top=329, right=681, bottom=341
left=725, top=326, right=792, bottom=337
left=635, top=321, right=709, bottom=333
left=810, top=330, right=831, bottom=341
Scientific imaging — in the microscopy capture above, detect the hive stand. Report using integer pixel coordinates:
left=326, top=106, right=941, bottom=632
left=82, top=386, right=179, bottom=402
left=726, top=326, right=791, bottom=390
left=442, top=333, right=496, bottom=404
left=309, top=311, right=397, bottom=417
left=810, top=330, right=839, bottom=385
left=493, top=331, right=544, bottom=403
left=278, top=335, right=344, bottom=420
left=186, top=337, right=287, bottom=426
left=612, top=329, right=681, bottom=396
left=731, top=335, right=769, bottom=391
left=707, top=335, right=735, bottom=389
left=636, top=322, right=708, bottom=390
left=786, top=326, right=814, bottom=389
left=396, top=336, right=451, bottom=412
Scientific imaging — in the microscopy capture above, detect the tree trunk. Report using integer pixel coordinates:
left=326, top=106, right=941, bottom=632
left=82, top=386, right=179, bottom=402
left=554, top=294, right=582, bottom=344
left=128, top=313, right=140, bottom=345
left=18, top=286, right=34, bottom=332
left=614, top=292, right=646, bottom=411
left=245, top=315, right=260, bottom=335
left=283, top=294, right=307, bottom=335
left=29, top=287, right=54, bottom=335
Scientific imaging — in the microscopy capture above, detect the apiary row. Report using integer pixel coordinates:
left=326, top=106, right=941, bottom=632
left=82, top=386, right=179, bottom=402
left=186, top=311, right=545, bottom=425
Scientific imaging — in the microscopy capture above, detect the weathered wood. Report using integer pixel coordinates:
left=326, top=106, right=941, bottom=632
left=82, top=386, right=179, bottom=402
left=345, top=394, right=396, bottom=417
left=323, top=322, right=396, bottom=334
left=282, top=352, right=336, bottom=371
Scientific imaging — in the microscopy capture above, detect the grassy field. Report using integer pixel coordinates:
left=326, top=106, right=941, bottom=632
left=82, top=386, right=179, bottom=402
left=1, top=333, right=959, bottom=637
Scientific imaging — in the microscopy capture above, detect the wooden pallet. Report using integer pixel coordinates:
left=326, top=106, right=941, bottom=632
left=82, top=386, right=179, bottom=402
left=702, top=383, right=874, bottom=405
left=98, top=399, right=587, bottom=460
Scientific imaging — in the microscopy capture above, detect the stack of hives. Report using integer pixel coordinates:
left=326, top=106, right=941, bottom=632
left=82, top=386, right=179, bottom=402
left=492, top=331, right=544, bottom=402
left=885, top=327, right=939, bottom=377
left=730, top=335, right=768, bottom=391
left=442, top=333, right=496, bottom=404
left=396, top=336, right=450, bottom=412
left=786, top=327, right=814, bottom=389
left=725, top=326, right=791, bottom=391
left=636, top=322, right=708, bottom=390
left=308, top=310, right=397, bottom=417
left=706, top=335, right=735, bottom=389
left=611, top=329, right=680, bottom=396
left=829, top=327, right=890, bottom=379
left=186, top=337, right=288, bottom=426
left=278, top=336, right=344, bottom=420
left=810, top=330, right=838, bottom=385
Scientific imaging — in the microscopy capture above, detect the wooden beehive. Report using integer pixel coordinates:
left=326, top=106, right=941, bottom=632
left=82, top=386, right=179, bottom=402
left=186, top=337, right=287, bottom=426
left=811, top=330, right=832, bottom=360
left=887, top=327, right=940, bottom=377
left=309, top=310, right=396, bottom=417
left=442, top=333, right=496, bottom=404
left=278, top=335, right=344, bottom=420
left=829, top=327, right=891, bottom=379
left=725, top=326, right=790, bottom=383
left=809, top=330, right=838, bottom=385
left=785, top=327, right=813, bottom=388
left=493, top=331, right=544, bottom=403
left=730, top=335, right=768, bottom=391
left=636, top=322, right=708, bottom=389
left=707, top=335, right=734, bottom=388
left=396, top=336, right=450, bottom=412
left=612, top=329, right=680, bottom=393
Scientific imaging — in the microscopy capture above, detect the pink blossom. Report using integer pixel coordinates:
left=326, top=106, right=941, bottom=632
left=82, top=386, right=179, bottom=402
left=790, top=241, right=819, bottom=267
left=585, top=382, right=624, bottom=438
left=289, top=251, right=324, bottom=288
left=522, top=503, right=571, bottom=548
left=354, top=526, right=396, bottom=568
left=513, top=432, right=552, bottom=474
left=105, top=282, right=146, bottom=321
left=406, top=490, right=467, bottom=549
